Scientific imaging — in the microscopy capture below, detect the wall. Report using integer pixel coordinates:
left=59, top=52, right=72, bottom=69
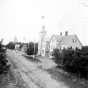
left=66, top=36, right=82, bottom=49
left=50, top=36, right=57, bottom=56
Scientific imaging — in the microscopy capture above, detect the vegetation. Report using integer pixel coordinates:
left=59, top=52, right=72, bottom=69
left=27, top=42, right=38, bottom=56
left=6, top=42, right=15, bottom=49
left=0, top=40, right=10, bottom=75
left=52, top=49, right=63, bottom=64
left=52, top=46, right=88, bottom=79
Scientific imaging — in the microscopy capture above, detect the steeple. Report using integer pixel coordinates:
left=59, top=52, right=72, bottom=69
left=14, top=36, right=17, bottom=44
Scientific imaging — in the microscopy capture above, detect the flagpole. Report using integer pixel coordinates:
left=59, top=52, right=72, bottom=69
left=28, top=39, right=30, bottom=48
left=33, top=39, right=36, bottom=59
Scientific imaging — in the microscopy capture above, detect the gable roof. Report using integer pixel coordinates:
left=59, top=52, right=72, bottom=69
left=60, top=35, right=75, bottom=45
left=50, top=34, right=63, bottom=42
left=50, top=34, right=82, bottom=46
left=60, top=35, right=82, bottom=46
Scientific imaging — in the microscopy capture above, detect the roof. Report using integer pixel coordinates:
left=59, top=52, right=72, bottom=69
left=50, top=34, right=63, bottom=42
left=59, top=35, right=75, bottom=45
left=42, top=36, right=51, bottom=42
left=50, top=34, right=82, bottom=46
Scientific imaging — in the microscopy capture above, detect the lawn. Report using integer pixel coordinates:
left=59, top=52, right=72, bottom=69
left=23, top=54, right=41, bottom=63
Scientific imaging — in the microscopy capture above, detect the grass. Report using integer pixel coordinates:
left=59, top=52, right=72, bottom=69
left=23, top=55, right=41, bottom=63
left=47, top=67, right=88, bottom=88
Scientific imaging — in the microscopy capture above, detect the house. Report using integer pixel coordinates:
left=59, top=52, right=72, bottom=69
left=41, top=36, right=50, bottom=57
left=49, top=31, right=82, bottom=56
left=38, top=28, right=82, bottom=57
left=15, top=44, right=20, bottom=50
left=14, top=36, right=20, bottom=50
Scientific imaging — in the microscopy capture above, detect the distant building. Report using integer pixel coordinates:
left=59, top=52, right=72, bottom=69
left=21, top=44, right=27, bottom=53
left=14, top=36, right=18, bottom=44
left=41, top=36, right=50, bottom=57
left=15, top=44, right=20, bottom=50
left=14, top=36, right=20, bottom=50
left=38, top=25, right=47, bottom=56
left=38, top=29, right=82, bottom=57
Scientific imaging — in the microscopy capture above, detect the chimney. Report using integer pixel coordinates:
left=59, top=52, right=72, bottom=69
left=65, top=31, right=68, bottom=36
left=60, top=32, right=62, bottom=36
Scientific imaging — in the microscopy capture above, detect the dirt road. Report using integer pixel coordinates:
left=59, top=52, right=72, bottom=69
left=7, top=50, right=70, bottom=88
left=6, top=50, right=87, bottom=88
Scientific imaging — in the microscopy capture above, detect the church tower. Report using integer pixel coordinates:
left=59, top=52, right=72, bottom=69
left=14, top=36, right=17, bottom=44
left=38, top=25, right=47, bottom=55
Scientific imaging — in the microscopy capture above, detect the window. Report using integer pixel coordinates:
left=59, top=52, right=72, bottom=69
left=51, top=45, right=52, bottom=49
left=42, top=44, right=43, bottom=48
left=72, top=38, right=74, bottom=43
left=48, top=45, right=50, bottom=49
left=70, top=46, right=72, bottom=49
left=63, top=46, right=65, bottom=49
left=42, top=50, right=44, bottom=53
left=44, top=45, right=45, bottom=48
left=75, top=39, right=76, bottom=43
left=73, top=38, right=77, bottom=43
left=60, top=46, right=61, bottom=50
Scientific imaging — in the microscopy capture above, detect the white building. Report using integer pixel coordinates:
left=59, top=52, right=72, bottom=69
left=38, top=25, right=47, bottom=56
left=38, top=30, right=82, bottom=57
left=14, top=36, right=20, bottom=50
left=50, top=32, right=82, bottom=56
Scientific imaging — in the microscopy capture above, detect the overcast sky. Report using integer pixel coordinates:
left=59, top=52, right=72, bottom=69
left=0, top=0, right=88, bottom=45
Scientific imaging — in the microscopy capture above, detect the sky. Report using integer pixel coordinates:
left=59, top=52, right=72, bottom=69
left=0, top=0, right=88, bottom=45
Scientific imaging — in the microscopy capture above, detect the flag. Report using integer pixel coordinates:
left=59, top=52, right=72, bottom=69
left=41, top=16, right=44, bottom=19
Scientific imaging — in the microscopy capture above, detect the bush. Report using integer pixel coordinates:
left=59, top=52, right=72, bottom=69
left=53, top=46, right=88, bottom=79
left=6, top=42, right=15, bottom=49
left=0, top=41, right=10, bottom=75
left=27, top=42, right=38, bottom=56
left=52, top=49, right=63, bottom=64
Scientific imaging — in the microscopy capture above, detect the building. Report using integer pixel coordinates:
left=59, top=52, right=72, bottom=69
left=14, top=36, right=20, bottom=50
left=21, top=44, right=27, bottom=53
left=38, top=29, right=82, bottom=57
left=15, top=44, right=20, bottom=50
left=38, top=25, right=47, bottom=56
left=50, top=32, right=82, bottom=56
left=41, top=36, right=50, bottom=57
left=14, top=36, right=18, bottom=44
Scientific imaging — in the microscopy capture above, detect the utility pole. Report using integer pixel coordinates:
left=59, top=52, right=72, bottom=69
left=33, top=39, right=36, bottom=59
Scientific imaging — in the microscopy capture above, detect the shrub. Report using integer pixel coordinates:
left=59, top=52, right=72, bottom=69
left=52, top=49, right=63, bottom=64
left=0, top=41, right=10, bottom=75
left=27, top=42, right=38, bottom=56
left=6, top=42, right=15, bottom=49
left=53, top=46, right=88, bottom=79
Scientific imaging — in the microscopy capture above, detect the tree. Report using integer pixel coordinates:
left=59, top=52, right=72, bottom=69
left=0, top=40, right=10, bottom=75
left=52, top=49, right=63, bottom=64
left=6, top=42, right=15, bottom=49
left=27, top=42, right=38, bottom=56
